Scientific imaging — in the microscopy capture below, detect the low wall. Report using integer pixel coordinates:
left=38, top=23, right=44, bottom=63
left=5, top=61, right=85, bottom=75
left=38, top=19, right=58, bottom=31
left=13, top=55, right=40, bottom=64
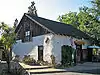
left=10, top=61, right=29, bottom=75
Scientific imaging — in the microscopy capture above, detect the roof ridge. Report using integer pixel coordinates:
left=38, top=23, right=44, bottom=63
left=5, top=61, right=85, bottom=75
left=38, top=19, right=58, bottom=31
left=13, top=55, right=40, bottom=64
left=25, top=13, right=72, bottom=27
left=24, top=13, right=90, bottom=39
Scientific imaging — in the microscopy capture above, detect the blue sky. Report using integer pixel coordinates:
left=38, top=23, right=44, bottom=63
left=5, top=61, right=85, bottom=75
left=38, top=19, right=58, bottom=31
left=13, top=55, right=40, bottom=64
left=0, top=0, right=92, bottom=26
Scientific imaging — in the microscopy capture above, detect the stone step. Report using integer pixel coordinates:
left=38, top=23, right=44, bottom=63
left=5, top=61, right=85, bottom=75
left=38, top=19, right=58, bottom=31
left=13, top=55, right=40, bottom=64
left=27, top=68, right=66, bottom=74
left=19, top=62, right=66, bottom=74
left=24, top=66, right=52, bottom=70
left=19, top=62, right=51, bottom=70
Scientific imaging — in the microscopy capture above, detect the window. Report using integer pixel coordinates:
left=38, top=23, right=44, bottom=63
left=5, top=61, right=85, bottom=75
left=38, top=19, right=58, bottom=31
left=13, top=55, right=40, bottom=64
left=25, top=31, right=30, bottom=36
left=45, top=37, right=50, bottom=44
left=25, top=31, right=30, bottom=42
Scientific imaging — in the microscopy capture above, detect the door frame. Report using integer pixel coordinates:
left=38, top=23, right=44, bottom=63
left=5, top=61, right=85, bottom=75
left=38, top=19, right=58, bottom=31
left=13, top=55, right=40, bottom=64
left=76, top=44, right=83, bottom=62
left=38, top=45, right=43, bottom=61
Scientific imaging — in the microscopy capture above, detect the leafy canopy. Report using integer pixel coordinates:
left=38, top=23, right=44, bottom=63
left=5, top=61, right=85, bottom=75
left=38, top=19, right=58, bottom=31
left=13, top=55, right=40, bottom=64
left=0, top=22, right=15, bottom=50
left=57, top=0, right=100, bottom=44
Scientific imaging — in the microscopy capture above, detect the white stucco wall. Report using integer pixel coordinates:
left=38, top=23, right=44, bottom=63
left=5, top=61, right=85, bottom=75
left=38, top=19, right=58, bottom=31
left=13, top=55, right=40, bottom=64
left=51, top=35, right=76, bottom=64
left=82, top=39, right=91, bottom=49
left=12, top=34, right=53, bottom=63
left=12, top=42, right=37, bottom=60
left=12, top=33, right=91, bottom=64
left=12, top=35, right=45, bottom=61
left=43, top=34, right=54, bottom=63
left=51, top=35, right=91, bottom=64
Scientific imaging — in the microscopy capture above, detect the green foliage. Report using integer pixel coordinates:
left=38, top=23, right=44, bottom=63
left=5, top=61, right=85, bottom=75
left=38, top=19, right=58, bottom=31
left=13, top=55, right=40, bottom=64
left=57, top=12, right=79, bottom=28
left=90, top=0, right=100, bottom=44
left=0, top=22, right=16, bottom=50
left=0, top=22, right=16, bottom=72
left=57, top=2, right=100, bottom=45
left=22, top=55, right=36, bottom=65
left=91, top=0, right=100, bottom=16
left=61, top=45, right=75, bottom=67
left=37, top=60, right=51, bottom=66
left=36, top=55, right=56, bottom=67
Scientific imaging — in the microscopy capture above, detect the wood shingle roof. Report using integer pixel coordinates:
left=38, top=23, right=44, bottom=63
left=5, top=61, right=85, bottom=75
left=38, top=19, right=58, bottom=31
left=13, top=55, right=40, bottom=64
left=15, top=13, right=90, bottom=39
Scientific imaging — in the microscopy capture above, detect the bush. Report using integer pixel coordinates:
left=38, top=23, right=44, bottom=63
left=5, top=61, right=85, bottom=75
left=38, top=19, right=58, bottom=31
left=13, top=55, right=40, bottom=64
left=22, top=55, right=36, bottom=65
left=13, top=55, right=20, bottom=62
left=37, top=60, right=51, bottom=66
left=61, top=45, right=76, bottom=67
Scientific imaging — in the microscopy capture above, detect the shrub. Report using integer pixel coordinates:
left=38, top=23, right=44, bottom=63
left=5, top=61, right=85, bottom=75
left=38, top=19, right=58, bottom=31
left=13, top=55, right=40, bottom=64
left=13, top=55, right=20, bottom=62
left=37, top=60, right=51, bottom=66
left=22, top=55, right=36, bottom=65
left=61, top=45, right=76, bottom=67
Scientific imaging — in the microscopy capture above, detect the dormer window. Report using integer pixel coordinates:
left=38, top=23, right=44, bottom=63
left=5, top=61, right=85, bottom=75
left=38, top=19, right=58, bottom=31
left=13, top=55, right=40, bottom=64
left=25, top=31, right=30, bottom=42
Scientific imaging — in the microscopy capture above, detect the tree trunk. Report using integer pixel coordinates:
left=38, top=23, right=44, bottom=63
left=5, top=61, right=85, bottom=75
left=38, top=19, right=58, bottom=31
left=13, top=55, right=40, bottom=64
left=7, top=61, right=10, bottom=73
left=7, top=51, right=10, bottom=73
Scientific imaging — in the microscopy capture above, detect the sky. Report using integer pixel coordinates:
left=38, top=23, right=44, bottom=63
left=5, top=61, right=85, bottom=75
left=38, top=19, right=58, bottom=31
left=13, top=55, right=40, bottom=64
left=0, top=0, right=92, bottom=27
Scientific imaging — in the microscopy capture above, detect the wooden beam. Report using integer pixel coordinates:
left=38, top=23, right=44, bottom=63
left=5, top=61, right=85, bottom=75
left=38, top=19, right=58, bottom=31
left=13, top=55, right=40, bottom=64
left=25, top=14, right=55, bottom=34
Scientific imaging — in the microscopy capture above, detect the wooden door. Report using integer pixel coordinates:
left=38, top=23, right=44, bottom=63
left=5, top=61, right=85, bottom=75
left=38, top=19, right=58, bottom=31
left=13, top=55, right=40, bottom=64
left=38, top=46, right=43, bottom=61
left=87, top=48, right=92, bottom=62
left=76, top=45, right=83, bottom=62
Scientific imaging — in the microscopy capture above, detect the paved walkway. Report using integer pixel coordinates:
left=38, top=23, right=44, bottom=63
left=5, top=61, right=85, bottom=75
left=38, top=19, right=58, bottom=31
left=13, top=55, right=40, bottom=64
left=19, top=62, right=100, bottom=75
left=31, top=62, right=100, bottom=75
left=65, top=62, right=100, bottom=74
left=31, top=72, right=95, bottom=75
left=66, top=62, right=100, bottom=71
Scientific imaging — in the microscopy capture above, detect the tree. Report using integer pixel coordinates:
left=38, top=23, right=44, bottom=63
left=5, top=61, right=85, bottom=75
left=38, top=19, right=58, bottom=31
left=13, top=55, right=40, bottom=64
left=91, top=0, right=100, bottom=17
left=57, top=7, right=91, bottom=35
left=57, top=5, right=100, bottom=45
left=0, top=22, right=16, bottom=72
left=57, top=12, right=79, bottom=28
left=90, top=0, right=100, bottom=43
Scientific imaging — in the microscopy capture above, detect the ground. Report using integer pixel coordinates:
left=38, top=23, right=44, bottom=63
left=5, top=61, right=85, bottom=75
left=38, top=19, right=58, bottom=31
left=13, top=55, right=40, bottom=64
left=31, top=68, right=100, bottom=75
left=32, top=72, right=98, bottom=75
left=31, top=62, right=100, bottom=75
left=23, top=62, right=100, bottom=75
left=0, top=62, right=100, bottom=75
left=30, top=68, right=100, bottom=75
left=0, top=62, right=8, bottom=75
left=65, top=62, right=100, bottom=74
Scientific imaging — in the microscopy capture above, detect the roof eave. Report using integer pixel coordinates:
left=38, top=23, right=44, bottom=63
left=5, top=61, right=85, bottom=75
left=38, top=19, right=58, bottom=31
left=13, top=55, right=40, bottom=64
left=25, top=14, right=55, bottom=34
